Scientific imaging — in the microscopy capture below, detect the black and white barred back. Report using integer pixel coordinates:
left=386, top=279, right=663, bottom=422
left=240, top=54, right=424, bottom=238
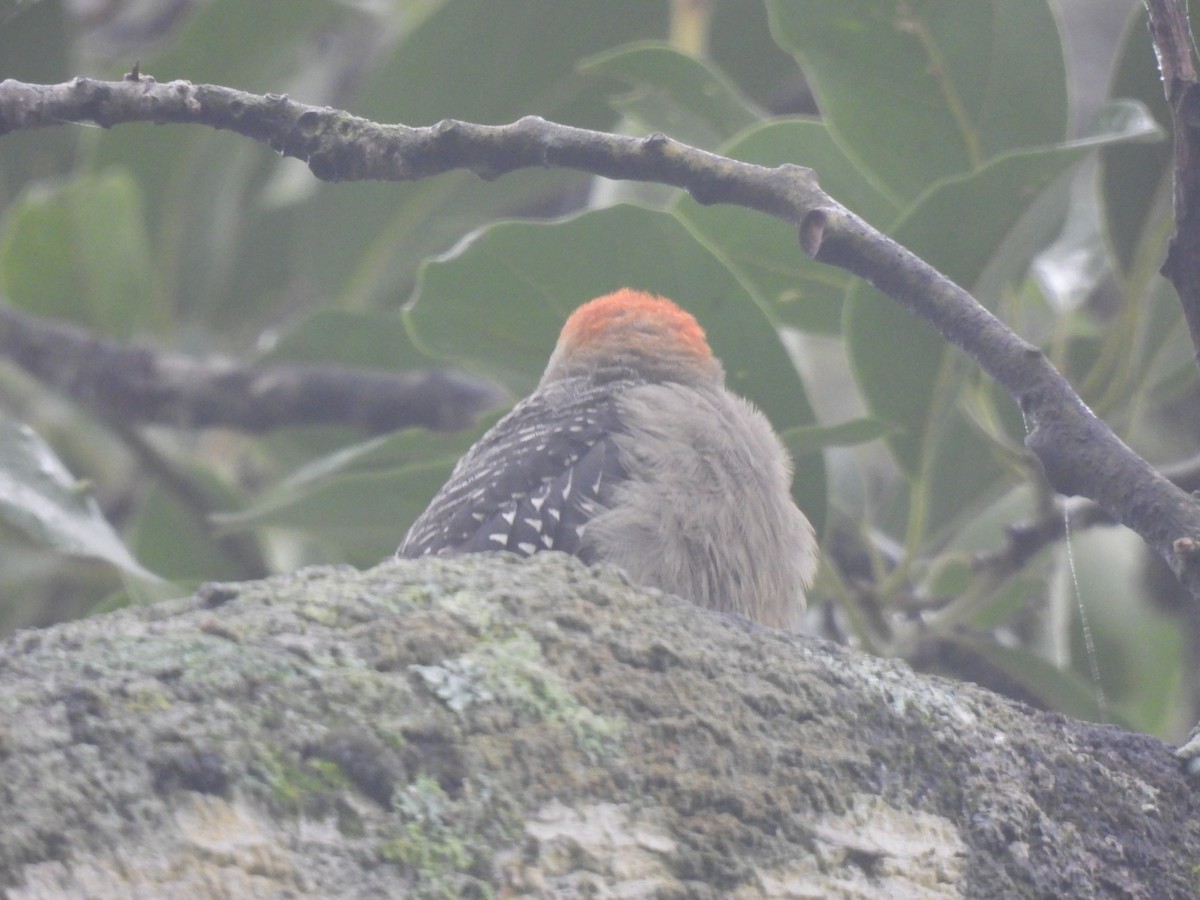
left=398, top=376, right=634, bottom=560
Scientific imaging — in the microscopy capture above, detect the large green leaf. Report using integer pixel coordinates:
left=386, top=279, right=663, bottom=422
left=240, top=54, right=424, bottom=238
left=128, top=476, right=249, bottom=583
left=293, top=0, right=670, bottom=315
left=849, top=125, right=1160, bottom=476
left=767, top=0, right=1067, bottom=202
left=580, top=42, right=762, bottom=149
left=406, top=203, right=826, bottom=529
left=213, top=426, right=487, bottom=564
left=943, top=633, right=1114, bottom=725
left=707, top=0, right=805, bottom=112
left=259, top=310, right=440, bottom=370
left=89, top=0, right=353, bottom=330
left=1100, top=7, right=1174, bottom=281
left=407, top=204, right=811, bottom=414
left=0, top=171, right=156, bottom=337
left=847, top=108, right=1159, bottom=544
left=0, top=416, right=157, bottom=580
left=0, top=0, right=74, bottom=208
left=356, top=0, right=666, bottom=127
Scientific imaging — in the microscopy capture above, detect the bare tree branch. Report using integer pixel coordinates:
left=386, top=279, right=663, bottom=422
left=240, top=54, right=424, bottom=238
left=1145, top=0, right=1200, bottom=362
left=0, top=301, right=506, bottom=433
left=2, top=74, right=1200, bottom=600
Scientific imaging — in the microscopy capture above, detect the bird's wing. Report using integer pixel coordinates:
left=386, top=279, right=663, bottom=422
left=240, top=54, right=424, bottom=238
left=398, top=377, right=632, bottom=558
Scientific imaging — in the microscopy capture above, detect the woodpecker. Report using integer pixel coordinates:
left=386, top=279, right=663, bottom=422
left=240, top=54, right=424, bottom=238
left=399, top=289, right=817, bottom=629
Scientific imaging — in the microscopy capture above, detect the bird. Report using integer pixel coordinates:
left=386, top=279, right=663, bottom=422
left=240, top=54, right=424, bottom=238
left=398, top=288, right=817, bottom=630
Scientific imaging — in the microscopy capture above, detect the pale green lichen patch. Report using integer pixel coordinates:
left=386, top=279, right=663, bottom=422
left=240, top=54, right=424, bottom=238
left=438, top=587, right=503, bottom=633
left=380, top=776, right=485, bottom=897
left=471, top=633, right=622, bottom=756
left=255, top=748, right=351, bottom=817
left=412, top=630, right=621, bottom=757
left=410, top=658, right=494, bottom=713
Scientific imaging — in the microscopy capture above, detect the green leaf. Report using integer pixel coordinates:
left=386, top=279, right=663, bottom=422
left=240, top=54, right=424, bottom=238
left=406, top=203, right=826, bottom=530
left=767, top=0, right=1067, bottom=201
left=259, top=310, right=440, bottom=370
left=133, top=0, right=350, bottom=90
left=0, top=0, right=73, bottom=209
left=1058, top=528, right=1186, bottom=737
left=846, top=105, right=1158, bottom=544
left=848, top=131, right=1157, bottom=478
left=706, top=0, right=806, bottom=111
left=1101, top=8, right=1174, bottom=280
left=944, top=632, right=1115, bottom=725
left=90, top=0, right=354, bottom=330
left=782, top=418, right=893, bottom=454
left=580, top=41, right=763, bottom=149
left=407, top=204, right=812, bottom=416
left=0, top=171, right=156, bottom=337
left=128, top=481, right=245, bottom=583
left=673, top=118, right=898, bottom=333
left=300, top=0, right=669, bottom=313
left=355, top=0, right=666, bottom=127
left=0, top=416, right=158, bottom=580
left=214, top=427, right=486, bottom=564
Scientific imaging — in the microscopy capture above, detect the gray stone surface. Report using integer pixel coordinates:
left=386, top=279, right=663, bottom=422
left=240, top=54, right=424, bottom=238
left=0, top=553, right=1195, bottom=897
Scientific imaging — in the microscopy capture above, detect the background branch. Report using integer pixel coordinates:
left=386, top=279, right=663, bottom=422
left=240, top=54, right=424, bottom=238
left=0, top=300, right=505, bottom=434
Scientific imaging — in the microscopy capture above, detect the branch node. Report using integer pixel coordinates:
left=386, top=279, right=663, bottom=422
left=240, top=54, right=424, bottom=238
left=642, top=132, right=670, bottom=152
left=778, top=162, right=812, bottom=179
left=799, top=209, right=828, bottom=258
left=74, top=78, right=113, bottom=127
left=514, top=114, right=546, bottom=131
left=507, top=116, right=548, bottom=165
left=307, top=153, right=337, bottom=182
left=296, top=109, right=320, bottom=135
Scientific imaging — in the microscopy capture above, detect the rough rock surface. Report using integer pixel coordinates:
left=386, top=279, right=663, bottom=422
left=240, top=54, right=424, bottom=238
left=0, top=553, right=1195, bottom=897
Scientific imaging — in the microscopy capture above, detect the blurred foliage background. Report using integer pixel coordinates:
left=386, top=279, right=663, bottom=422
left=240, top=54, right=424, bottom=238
left=3, top=0, right=1196, bottom=740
